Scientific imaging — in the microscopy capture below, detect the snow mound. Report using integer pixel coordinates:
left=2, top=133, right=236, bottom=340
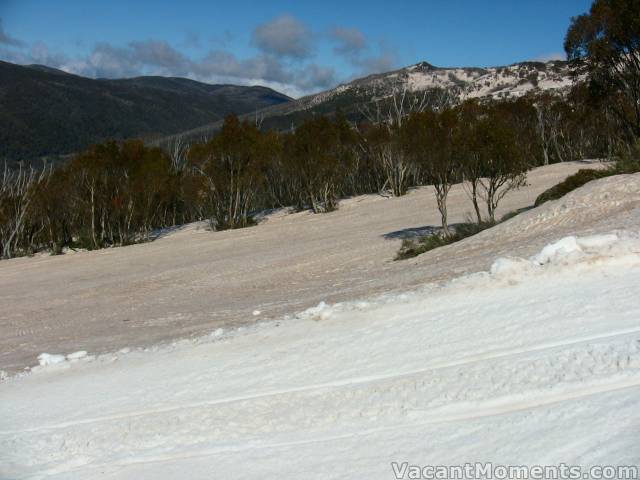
left=35, top=351, right=93, bottom=370
left=211, top=328, right=225, bottom=338
left=37, top=353, right=66, bottom=366
left=487, top=232, right=638, bottom=278
left=66, top=350, right=88, bottom=361
left=531, top=235, right=582, bottom=265
left=297, top=301, right=333, bottom=321
left=531, top=234, right=620, bottom=265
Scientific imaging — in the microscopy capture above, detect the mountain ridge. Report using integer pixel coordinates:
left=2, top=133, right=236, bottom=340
left=0, top=61, right=292, bottom=164
left=1, top=58, right=576, bottom=163
left=168, top=59, right=575, bottom=143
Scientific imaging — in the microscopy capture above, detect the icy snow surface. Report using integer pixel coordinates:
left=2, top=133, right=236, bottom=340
left=2, top=167, right=640, bottom=479
left=2, top=231, right=640, bottom=479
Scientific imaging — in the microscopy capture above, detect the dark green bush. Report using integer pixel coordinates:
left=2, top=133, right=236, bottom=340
left=534, top=143, right=640, bottom=209
left=500, top=206, right=533, bottom=222
left=395, top=220, right=495, bottom=260
left=612, top=141, right=640, bottom=174
left=534, top=169, right=609, bottom=207
left=396, top=235, right=449, bottom=260
left=453, top=220, right=496, bottom=238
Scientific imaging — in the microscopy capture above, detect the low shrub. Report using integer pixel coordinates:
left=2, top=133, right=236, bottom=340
left=534, top=168, right=609, bottom=207
left=500, top=206, right=534, bottom=223
left=453, top=220, right=496, bottom=238
left=395, top=220, right=495, bottom=260
left=534, top=144, right=640, bottom=209
left=395, top=235, right=450, bottom=260
left=612, top=140, right=640, bottom=174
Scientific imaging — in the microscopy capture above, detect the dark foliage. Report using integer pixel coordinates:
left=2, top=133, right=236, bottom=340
left=534, top=168, right=610, bottom=206
left=534, top=138, right=640, bottom=208
left=565, top=0, right=640, bottom=139
left=395, top=221, right=496, bottom=260
left=0, top=61, right=291, bottom=165
left=1, top=46, right=632, bottom=260
left=612, top=139, right=640, bottom=173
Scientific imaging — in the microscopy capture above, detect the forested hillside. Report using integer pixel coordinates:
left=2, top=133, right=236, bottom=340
left=0, top=61, right=291, bottom=164
left=2, top=0, right=639, bottom=261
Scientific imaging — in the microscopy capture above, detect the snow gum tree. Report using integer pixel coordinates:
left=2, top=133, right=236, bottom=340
left=402, top=109, right=459, bottom=237
left=565, top=0, right=640, bottom=139
left=0, top=80, right=626, bottom=259
left=456, top=101, right=486, bottom=224
left=456, top=102, right=530, bottom=223
left=357, top=87, right=453, bottom=197
left=188, top=115, right=275, bottom=230
left=473, top=109, right=528, bottom=222
left=283, top=114, right=356, bottom=213
left=359, top=122, right=411, bottom=197
left=0, top=162, right=50, bottom=258
left=68, top=140, right=177, bottom=246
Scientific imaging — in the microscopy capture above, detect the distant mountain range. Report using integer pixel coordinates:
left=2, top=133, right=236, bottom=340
left=1, top=59, right=575, bottom=164
left=174, top=59, right=574, bottom=142
left=0, top=61, right=291, bottom=164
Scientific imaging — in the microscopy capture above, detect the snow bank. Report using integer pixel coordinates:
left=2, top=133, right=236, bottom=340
left=23, top=231, right=640, bottom=378
left=35, top=351, right=92, bottom=369
left=297, top=301, right=334, bottom=321
left=36, top=353, right=66, bottom=366
left=491, top=232, right=638, bottom=275
left=307, top=231, right=640, bottom=325
left=531, top=234, right=621, bottom=265
left=66, top=350, right=88, bottom=361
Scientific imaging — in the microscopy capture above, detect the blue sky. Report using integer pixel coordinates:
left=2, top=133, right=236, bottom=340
left=0, top=0, right=592, bottom=97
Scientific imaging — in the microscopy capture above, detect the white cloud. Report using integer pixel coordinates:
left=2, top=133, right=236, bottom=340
left=251, top=15, right=313, bottom=59
left=0, top=15, right=399, bottom=97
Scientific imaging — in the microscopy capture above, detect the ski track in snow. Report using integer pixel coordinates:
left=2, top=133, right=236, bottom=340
left=39, top=379, right=640, bottom=476
left=3, top=327, right=640, bottom=437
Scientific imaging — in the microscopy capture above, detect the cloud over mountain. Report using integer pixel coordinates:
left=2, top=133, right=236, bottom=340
left=0, top=15, right=397, bottom=97
left=252, top=15, right=314, bottom=59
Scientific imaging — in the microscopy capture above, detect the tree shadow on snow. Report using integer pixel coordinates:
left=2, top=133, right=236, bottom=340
left=383, top=223, right=471, bottom=240
left=383, top=225, right=442, bottom=240
left=148, top=223, right=207, bottom=241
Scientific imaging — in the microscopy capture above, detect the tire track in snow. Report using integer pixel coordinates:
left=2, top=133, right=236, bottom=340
left=2, top=326, right=639, bottom=436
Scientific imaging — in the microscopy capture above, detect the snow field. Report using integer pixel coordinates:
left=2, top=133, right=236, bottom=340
left=0, top=162, right=610, bottom=374
left=1, top=232, right=640, bottom=479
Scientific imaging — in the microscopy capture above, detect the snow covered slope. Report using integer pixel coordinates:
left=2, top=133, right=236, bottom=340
left=2, top=229, right=639, bottom=479
left=306, top=60, right=573, bottom=107
left=174, top=60, right=574, bottom=141
left=0, top=162, right=605, bottom=374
